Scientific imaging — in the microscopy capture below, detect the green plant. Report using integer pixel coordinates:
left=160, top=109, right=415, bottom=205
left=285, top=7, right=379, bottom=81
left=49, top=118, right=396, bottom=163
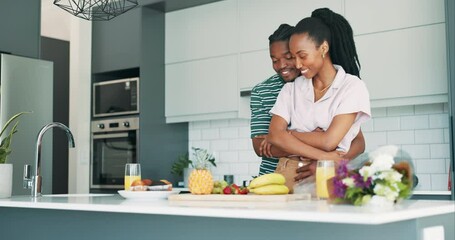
left=171, top=152, right=191, bottom=177
left=0, top=112, right=29, bottom=164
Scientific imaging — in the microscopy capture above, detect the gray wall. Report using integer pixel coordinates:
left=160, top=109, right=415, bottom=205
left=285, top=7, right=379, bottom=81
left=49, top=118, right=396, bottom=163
left=0, top=0, right=40, bottom=58
left=139, top=7, right=188, bottom=184
left=40, top=37, right=70, bottom=194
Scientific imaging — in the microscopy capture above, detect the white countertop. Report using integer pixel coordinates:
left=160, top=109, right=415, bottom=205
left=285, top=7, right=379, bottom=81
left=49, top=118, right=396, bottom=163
left=0, top=193, right=453, bottom=225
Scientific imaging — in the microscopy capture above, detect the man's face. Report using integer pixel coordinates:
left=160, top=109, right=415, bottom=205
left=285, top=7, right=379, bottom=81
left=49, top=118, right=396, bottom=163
left=269, top=40, right=300, bottom=82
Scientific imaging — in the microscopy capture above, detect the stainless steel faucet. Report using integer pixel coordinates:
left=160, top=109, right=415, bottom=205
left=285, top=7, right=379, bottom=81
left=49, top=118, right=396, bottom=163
left=23, top=122, right=75, bottom=197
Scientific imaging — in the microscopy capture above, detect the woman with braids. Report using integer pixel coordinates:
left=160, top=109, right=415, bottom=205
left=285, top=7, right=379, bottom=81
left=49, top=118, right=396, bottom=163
left=267, top=8, right=371, bottom=164
left=251, top=23, right=365, bottom=180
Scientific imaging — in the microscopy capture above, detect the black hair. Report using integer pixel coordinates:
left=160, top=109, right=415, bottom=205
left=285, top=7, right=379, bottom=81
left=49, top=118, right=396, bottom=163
left=268, top=23, right=294, bottom=45
left=293, top=8, right=361, bottom=78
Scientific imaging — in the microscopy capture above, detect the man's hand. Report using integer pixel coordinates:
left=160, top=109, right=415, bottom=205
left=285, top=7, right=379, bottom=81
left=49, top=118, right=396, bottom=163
left=294, top=161, right=317, bottom=182
left=258, top=135, right=273, bottom=158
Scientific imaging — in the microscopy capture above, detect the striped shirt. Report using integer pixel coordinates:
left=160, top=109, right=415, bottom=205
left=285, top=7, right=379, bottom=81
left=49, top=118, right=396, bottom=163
left=250, top=74, right=286, bottom=175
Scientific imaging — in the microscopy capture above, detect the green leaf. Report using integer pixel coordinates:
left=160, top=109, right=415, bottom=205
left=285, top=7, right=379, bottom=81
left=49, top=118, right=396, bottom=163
left=0, top=112, right=29, bottom=137
left=170, top=153, right=191, bottom=176
left=0, top=111, right=30, bottom=164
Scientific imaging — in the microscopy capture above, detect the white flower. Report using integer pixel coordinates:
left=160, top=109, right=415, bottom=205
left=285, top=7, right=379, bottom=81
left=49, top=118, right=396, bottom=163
left=359, top=166, right=374, bottom=178
left=342, top=177, right=355, bottom=188
left=370, top=154, right=394, bottom=172
left=373, top=183, right=399, bottom=201
left=377, top=170, right=403, bottom=183
left=368, top=145, right=399, bottom=160
left=365, top=195, right=394, bottom=208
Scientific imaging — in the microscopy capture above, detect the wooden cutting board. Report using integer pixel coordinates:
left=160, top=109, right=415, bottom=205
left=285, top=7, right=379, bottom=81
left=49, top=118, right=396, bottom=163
left=168, top=193, right=310, bottom=202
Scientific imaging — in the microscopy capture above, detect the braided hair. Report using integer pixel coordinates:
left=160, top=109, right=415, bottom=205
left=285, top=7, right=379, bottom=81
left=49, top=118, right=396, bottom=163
left=268, top=23, right=294, bottom=45
left=293, top=8, right=361, bottom=78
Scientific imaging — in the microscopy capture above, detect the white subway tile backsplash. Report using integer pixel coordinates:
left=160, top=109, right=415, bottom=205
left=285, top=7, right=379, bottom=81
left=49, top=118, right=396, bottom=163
left=429, top=114, right=449, bottom=128
left=387, top=105, right=414, bottom=116
left=211, top=139, right=230, bottom=151
left=210, top=119, right=229, bottom=128
left=415, top=129, right=444, bottom=144
left=189, top=140, right=210, bottom=150
left=430, top=144, right=450, bottom=158
left=415, top=159, right=446, bottom=174
left=401, top=144, right=431, bottom=159
left=201, top=128, right=220, bottom=140
left=400, top=115, right=429, bottom=130
left=188, top=129, right=202, bottom=140
left=430, top=174, right=450, bottom=191
left=238, top=150, right=261, bottom=163
left=219, top=127, right=239, bottom=139
left=190, top=120, right=211, bottom=129
left=371, top=107, right=387, bottom=117
left=189, top=104, right=450, bottom=191
left=229, top=138, right=251, bottom=150
left=248, top=163, right=261, bottom=176
left=415, top=103, right=444, bottom=115
left=374, top=117, right=400, bottom=131
left=361, top=119, right=374, bottom=132
left=229, top=163, right=250, bottom=175
left=443, top=128, right=450, bottom=143
left=229, top=119, right=249, bottom=127
left=211, top=163, right=230, bottom=176
left=414, top=174, right=431, bottom=190
left=237, top=126, right=251, bottom=138
left=218, top=151, right=238, bottom=163
left=387, top=130, right=414, bottom=144
left=364, top=132, right=387, bottom=151
left=445, top=159, right=451, bottom=172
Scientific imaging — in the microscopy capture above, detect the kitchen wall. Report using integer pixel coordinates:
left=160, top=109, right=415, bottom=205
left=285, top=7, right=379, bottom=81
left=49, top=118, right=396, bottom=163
left=189, top=103, right=450, bottom=191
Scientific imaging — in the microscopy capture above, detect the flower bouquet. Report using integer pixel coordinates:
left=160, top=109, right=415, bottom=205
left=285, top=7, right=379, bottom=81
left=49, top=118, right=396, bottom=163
left=329, top=145, right=416, bottom=207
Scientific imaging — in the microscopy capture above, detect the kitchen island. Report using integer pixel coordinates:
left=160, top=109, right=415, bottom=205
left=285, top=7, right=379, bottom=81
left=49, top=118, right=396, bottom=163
left=0, top=194, right=454, bottom=240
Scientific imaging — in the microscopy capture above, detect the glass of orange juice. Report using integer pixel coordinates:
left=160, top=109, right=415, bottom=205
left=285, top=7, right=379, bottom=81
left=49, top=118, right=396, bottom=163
left=124, top=163, right=141, bottom=191
left=316, top=160, right=335, bottom=200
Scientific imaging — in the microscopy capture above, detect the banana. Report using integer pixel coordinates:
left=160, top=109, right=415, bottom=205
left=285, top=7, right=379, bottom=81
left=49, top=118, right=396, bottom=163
left=248, top=173, right=286, bottom=189
left=249, top=184, right=289, bottom=195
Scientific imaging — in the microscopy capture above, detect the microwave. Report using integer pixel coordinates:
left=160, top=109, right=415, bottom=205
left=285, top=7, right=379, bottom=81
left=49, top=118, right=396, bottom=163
left=93, top=77, right=139, bottom=118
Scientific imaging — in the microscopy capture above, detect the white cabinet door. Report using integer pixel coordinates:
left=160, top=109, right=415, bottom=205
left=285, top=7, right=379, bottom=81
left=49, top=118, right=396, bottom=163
left=165, top=55, right=238, bottom=123
left=238, top=0, right=342, bottom=52
left=357, top=23, right=447, bottom=105
left=165, top=0, right=237, bottom=64
left=346, top=0, right=445, bottom=35
left=238, top=50, right=275, bottom=91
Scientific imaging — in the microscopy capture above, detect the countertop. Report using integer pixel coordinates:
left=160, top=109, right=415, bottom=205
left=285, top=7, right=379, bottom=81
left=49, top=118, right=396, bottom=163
left=0, top=193, right=453, bottom=225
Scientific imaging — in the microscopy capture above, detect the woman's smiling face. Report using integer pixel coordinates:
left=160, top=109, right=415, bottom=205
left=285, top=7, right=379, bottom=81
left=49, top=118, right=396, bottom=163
left=289, top=33, right=325, bottom=79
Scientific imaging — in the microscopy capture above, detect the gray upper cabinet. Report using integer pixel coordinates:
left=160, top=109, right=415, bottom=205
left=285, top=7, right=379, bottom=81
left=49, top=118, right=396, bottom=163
left=0, top=0, right=40, bottom=58
left=92, top=8, right=142, bottom=73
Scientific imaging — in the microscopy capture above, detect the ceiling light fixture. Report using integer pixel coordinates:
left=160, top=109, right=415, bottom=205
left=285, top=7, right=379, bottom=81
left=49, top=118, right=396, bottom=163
left=53, top=0, right=138, bottom=21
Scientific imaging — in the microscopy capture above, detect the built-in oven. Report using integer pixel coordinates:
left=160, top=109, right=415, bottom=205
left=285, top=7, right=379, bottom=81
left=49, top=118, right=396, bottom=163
left=93, top=77, right=139, bottom=118
left=90, top=117, right=139, bottom=192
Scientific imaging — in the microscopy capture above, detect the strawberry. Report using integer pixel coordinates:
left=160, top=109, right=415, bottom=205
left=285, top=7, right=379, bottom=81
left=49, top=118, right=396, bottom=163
left=223, top=186, right=232, bottom=194
left=231, top=184, right=240, bottom=194
left=239, top=187, right=249, bottom=195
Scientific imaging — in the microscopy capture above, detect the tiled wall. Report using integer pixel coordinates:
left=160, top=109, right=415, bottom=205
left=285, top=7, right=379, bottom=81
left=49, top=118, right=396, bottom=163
left=188, top=103, right=451, bottom=191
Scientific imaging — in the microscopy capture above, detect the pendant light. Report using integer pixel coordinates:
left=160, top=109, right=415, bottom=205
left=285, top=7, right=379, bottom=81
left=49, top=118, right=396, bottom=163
left=54, top=0, right=138, bottom=21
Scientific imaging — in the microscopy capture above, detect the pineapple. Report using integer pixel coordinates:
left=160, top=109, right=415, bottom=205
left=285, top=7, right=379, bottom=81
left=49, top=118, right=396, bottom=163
left=188, top=147, right=216, bottom=194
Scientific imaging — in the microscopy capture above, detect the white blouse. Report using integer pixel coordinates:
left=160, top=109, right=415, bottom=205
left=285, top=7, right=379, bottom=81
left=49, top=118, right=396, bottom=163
left=270, top=65, right=371, bottom=152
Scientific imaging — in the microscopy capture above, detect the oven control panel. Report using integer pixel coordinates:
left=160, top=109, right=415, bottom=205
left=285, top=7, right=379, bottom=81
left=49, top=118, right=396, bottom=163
left=91, top=117, right=139, bottom=133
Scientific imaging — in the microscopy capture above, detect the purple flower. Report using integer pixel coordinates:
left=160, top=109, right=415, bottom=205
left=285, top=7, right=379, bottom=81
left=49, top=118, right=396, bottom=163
left=336, top=160, right=349, bottom=178
left=353, top=173, right=372, bottom=189
left=333, top=178, right=347, bottom=198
